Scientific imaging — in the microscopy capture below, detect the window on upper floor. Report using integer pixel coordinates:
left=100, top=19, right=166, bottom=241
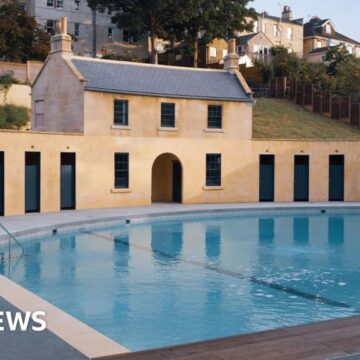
left=206, top=154, right=221, bottom=187
left=253, top=21, right=259, bottom=33
left=161, top=103, right=175, bottom=128
left=208, top=105, right=222, bottom=129
left=46, top=20, right=56, bottom=35
left=114, top=153, right=129, bottom=189
left=273, top=24, right=280, bottom=37
left=47, top=0, right=54, bottom=7
left=222, top=49, right=228, bottom=58
left=114, top=99, right=128, bottom=126
left=74, top=0, right=80, bottom=10
left=108, top=27, right=113, bottom=40
left=34, top=100, right=45, bottom=129
left=209, top=47, right=217, bottom=57
left=287, top=27, right=293, bottom=40
left=326, top=24, right=332, bottom=34
left=74, top=23, right=80, bottom=37
left=317, top=40, right=322, bottom=48
left=262, top=23, right=266, bottom=33
left=56, top=0, right=63, bottom=8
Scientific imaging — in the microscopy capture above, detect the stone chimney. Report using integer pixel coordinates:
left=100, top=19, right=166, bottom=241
left=224, top=39, right=239, bottom=72
left=50, top=17, right=72, bottom=54
left=281, top=6, right=293, bottom=21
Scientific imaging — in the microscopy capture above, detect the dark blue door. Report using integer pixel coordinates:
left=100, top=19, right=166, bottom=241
left=25, top=152, right=40, bottom=213
left=172, top=161, right=182, bottom=203
left=259, top=155, right=275, bottom=202
left=0, top=152, right=4, bottom=216
left=61, top=153, right=76, bottom=210
left=294, top=155, right=309, bottom=201
left=329, top=155, right=344, bottom=201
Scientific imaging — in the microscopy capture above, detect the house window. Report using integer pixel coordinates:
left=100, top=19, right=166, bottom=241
left=326, top=24, right=331, bottom=34
left=222, top=49, right=228, bottom=58
left=74, top=23, right=80, bottom=37
left=262, top=23, right=266, bottom=33
left=317, top=40, right=322, bottom=48
left=56, top=0, right=63, bottom=8
left=208, top=105, right=222, bottom=129
left=74, top=0, right=80, bottom=10
left=273, top=24, right=279, bottom=37
left=161, top=103, right=175, bottom=128
left=34, top=100, right=45, bottom=129
left=108, top=27, right=113, bottom=40
left=253, top=21, right=259, bottom=33
left=46, top=0, right=54, bottom=7
left=237, top=45, right=245, bottom=55
left=287, top=27, right=293, bottom=40
left=108, top=6, right=112, bottom=15
left=46, top=20, right=56, bottom=34
left=209, top=47, right=217, bottom=57
left=114, top=99, right=128, bottom=126
left=114, top=153, right=129, bottom=189
left=206, top=154, right=221, bottom=187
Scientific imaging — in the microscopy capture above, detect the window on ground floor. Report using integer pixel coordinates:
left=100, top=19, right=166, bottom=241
left=206, top=154, right=221, bottom=186
left=114, top=153, right=129, bottom=189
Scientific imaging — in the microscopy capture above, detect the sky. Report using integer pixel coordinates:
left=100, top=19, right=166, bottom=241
left=251, top=0, right=360, bottom=42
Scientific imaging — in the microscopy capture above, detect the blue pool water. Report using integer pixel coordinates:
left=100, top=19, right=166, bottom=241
left=1, top=212, right=360, bottom=351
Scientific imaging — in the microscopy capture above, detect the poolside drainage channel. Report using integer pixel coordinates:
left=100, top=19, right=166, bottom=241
left=83, top=230, right=356, bottom=312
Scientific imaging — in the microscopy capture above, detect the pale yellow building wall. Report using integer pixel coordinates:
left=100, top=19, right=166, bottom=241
left=0, top=130, right=360, bottom=216
left=0, top=85, right=31, bottom=108
left=84, top=91, right=253, bottom=140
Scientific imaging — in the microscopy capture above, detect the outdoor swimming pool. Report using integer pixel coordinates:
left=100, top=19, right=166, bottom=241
left=1, top=211, right=359, bottom=351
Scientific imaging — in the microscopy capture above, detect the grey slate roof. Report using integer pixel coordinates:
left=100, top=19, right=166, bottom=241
left=71, top=58, right=251, bottom=102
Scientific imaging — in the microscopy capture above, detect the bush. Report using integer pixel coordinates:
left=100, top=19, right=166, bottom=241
left=0, top=104, right=29, bottom=129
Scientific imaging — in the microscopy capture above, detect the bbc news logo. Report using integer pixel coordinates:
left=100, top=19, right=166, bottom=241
left=0, top=311, right=46, bottom=332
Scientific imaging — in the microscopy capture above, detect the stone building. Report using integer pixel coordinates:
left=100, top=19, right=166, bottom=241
left=304, top=17, right=360, bottom=62
left=238, top=6, right=304, bottom=59
left=22, top=0, right=149, bottom=58
left=0, top=18, right=358, bottom=216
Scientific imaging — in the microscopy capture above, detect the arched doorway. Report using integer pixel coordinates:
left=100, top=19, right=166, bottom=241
left=152, top=153, right=182, bottom=203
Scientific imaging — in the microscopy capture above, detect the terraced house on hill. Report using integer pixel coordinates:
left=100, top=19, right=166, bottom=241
left=0, top=17, right=359, bottom=216
left=304, top=17, right=360, bottom=62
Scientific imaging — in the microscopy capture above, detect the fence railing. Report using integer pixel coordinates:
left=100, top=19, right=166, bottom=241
left=268, top=77, right=360, bottom=126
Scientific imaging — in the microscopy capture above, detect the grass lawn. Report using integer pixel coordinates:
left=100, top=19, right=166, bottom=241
left=253, top=98, right=360, bottom=140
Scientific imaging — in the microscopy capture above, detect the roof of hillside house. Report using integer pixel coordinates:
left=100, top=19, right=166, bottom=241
left=237, top=33, right=259, bottom=44
left=71, top=58, right=251, bottom=102
left=309, top=46, right=330, bottom=54
left=304, top=20, right=360, bottom=45
left=258, top=12, right=303, bottom=25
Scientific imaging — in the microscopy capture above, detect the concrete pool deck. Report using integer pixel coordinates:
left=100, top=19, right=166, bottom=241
left=1, top=202, right=360, bottom=242
left=2, top=202, right=360, bottom=360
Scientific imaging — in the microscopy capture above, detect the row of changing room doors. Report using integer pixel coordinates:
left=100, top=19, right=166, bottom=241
left=0, top=152, right=75, bottom=216
left=0, top=153, right=346, bottom=216
left=259, top=154, right=345, bottom=202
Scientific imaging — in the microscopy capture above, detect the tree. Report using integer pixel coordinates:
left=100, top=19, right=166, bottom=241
left=271, top=45, right=300, bottom=78
left=335, top=59, right=360, bottom=95
left=296, top=61, right=334, bottom=91
left=325, top=45, right=354, bottom=76
left=0, top=1, right=50, bottom=62
left=87, top=0, right=105, bottom=58
left=101, top=0, right=172, bottom=64
left=164, top=0, right=257, bottom=67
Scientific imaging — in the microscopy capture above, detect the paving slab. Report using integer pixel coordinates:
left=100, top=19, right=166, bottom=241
left=0, top=297, right=89, bottom=360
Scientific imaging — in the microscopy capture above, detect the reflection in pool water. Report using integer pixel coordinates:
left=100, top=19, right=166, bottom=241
left=1, top=212, right=359, bottom=351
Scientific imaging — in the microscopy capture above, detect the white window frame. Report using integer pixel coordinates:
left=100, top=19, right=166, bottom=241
left=74, top=0, right=80, bottom=11
left=287, top=27, right=293, bottom=40
left=209, top=47, right=217, bottom=57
